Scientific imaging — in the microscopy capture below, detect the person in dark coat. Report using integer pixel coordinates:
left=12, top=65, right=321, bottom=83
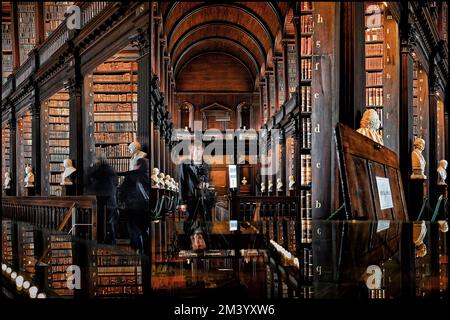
left=119, top=158, right=150, bottom=254
left=87, top=157, right=119, bottom=243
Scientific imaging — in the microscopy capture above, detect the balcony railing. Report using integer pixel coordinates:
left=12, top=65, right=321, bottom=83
left=15, top=53, right=36, bottom=87
left=2, top=78, right=13, bottom=100
left=80, top=1, right=111, bottom=27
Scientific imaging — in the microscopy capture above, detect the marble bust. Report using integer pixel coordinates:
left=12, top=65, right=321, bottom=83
left=24, top=166, right=35, bottom=188
left=268, top=180, right=273, bottom=192
left=288, top=175, right=295, bottom=191
left=4, top=172, right=11, bottom=189
left=170, top=178, right=176, bottom=191
left=411, top=137, right=427, bottom=180
left=60, top=159, right=76, bottom=186
left=151, top=168, right=160, bottom=189
left=128, top=141, right=147, bottom=171
left=356, top=109, right=384, bottom=145
left=437, top=160, right=447, bottom=185
left=260, top=182, right=266, bottom=193
left=276, top=178, right=283, bottom=192
left=158, top=172, right=166, bottom=189
left=164, top=175, right=172, bottom=190
left=241, top=177, right=248, bottom=185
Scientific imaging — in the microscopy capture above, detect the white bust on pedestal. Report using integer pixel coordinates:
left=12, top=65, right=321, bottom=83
left=158, top=172, right=166, bottom=189
left=60, top=159, right=77, bottom=185
left=128, top=141, right=147, bottom=171
left=276, top=178, right=283, bottom=192
left=260, top=182, right=266, bottom=193
left=411, top=137, right=427, bottom=180
left=288, top=175, right=295, bottom=191
left=151, top=168, right=160, bottom=188
left=268, top=180, right=273, bottom=192
left=24, top=166, right=35, bottom=188
left=356, top=109, right=384, bottom=145
left=4, top=172, right=11, bottom=190
left=164, top=175, right=172, bottom=190
left=437, top=160, right=448, bottom=185
left=241, top=177, right=248, bottom=185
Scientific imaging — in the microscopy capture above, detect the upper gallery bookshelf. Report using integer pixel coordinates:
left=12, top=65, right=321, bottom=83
left=87, top=48, right=139, bottom=180
left=364, top=2, right=399, bottom=153
left=42, top=90, right=70, bottom=196
left=2, top=20, right=13, bottom=83
left=18, top=2, right=36, bottom=65
left=2, top=126, right=11, bottom=192
left=17, top=111, right=33, bottom=196
left=44, top=2, right=74, bottom=38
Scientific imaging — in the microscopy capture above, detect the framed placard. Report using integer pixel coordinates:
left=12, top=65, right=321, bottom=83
left=335, top=123, right=408, bottom=220
left=228, top=165, right=237, bottom=189
left=375, top=177, right=393, bottom=210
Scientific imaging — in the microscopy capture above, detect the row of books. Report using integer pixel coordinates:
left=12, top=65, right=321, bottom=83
left=96, top=61, right=137, bottom=71
left=287, top=43, right=298, bottom=96
left=49, top=139, right=70, bottom=147
left=94, top=84, right=138, bottom=92
left=301, top=36, right=313, bottom=55
left=94, top=114, right=134, bottom=122
left=20, top=226, right=36, bottom=275
left=365, top=87, right=384, bottom=106
left=302, top=118, right=312, bottom=149
left=302, top=247, right=313, bottom=279
left=366, top=43, right=383, bottom=56
left=96, top=144, right=130, bottom=158
left=2, top=23, right=12, bottom=50
left=49, top=132, right=70, bottom=140
left=366, top=71, right=383, bottom=86
left=301, top=15, right=313, bottom=33
left=49, top=108, right=70, bottom=116
left=301, top=220, right=313, bottom=244
left=49, top=116, right=69, bottom=124
left=50, top=163, right=63, bottom=171
left=300, top=154, right=312, bottom=185
left=95, top=122, right=136, bottom=132
left=300, top=86, right=312, bottom=112
left=104, top=158, right=129, bottom=172
left=50, top=154, right=68, bottom=162
left=301, top=190, right=312, bottom=220
left=301, top=59, right=312, bottom=80
left=94, top=93, right=137, bottom=102
left=49, top=124, right=69, bottom=132
left=95, top=132, right=134, bottom=143
left=94, top=103, right=134, bottom=112
left=97, top=255, right=142, bottom=266
left=47, top=234, right=74, bottom=296
left=2, top=221, right=13, bottom=265
left=50, top=174, right=62, bottom=183
left=366, top=57, right=384, bottom=70
left=366, top=27, right=384, bottom=42
left=301, top=1, right=313, bottom=10
left=93, top=73, right=138, bottom=82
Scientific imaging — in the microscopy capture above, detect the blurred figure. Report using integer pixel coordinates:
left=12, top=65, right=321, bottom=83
left=87, top=157, right=119, bottom=244
left=119, top=158, right=150, bottom=254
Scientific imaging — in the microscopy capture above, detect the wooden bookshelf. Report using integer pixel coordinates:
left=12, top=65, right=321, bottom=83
left=1, top=220, right=13, bottom=265
left=2, top=126, right=11, bottom=190
left=91, top=247, right=143, bottom=297
left=44, top=2, right=74, bottom=38
left=18, top=2, right=36, bottom=65
left=18, top=223, right=36, bottom=277
left=2, top=21, right=13, bottom=83
left=42, top=90, right=70, bottom=196
left=17, top=112, right=33, bottom=196
left=45, top=234, right=74, bottom=297
left=87, top=51, right=139, bottom=178
left=365, top=2, right=400, bottom=153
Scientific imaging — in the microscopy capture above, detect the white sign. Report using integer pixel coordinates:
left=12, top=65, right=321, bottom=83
left=376, top=220, right=390, bottom=232
left=229, top=165, right=237, bottom=189
left=375, top=177, right=393, bottom=210
left=229, top=220, right=238, bottom=231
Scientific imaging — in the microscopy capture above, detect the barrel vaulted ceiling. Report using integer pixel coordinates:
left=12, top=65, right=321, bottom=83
left=159, top=2, right=295, bottom=90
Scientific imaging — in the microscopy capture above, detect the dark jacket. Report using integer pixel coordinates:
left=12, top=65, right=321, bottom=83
left=178, top=162, right=210, bottom=204
left=119, top=159, right=150, bottom=212
left=87, top=162, right=118, bottom=205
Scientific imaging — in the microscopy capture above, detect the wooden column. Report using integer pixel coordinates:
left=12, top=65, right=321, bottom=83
left=282, top=39, right=290, bottom=104
left=35, top=2, right=44, bottom=45
left=399, top=8, right=415, bottom=215
left=266, top=72, right=272, bottom=119
left=159, top=40, right=166, bottom=93
left=339, top=1, right=365, bottom=129
left=9, top=104, right=17, bottom=196
left=154, top=17, right=161, bottom=76
left=273, top=57, right=280, bottom=112
left=279, top=128, right=286, bottom=195
left=134, top=27, right=150, bottom=154
left=259, top=81, right=265, bottom=128
left=293, top=14, right=301, bottom=93
left=66, top=41, right=84, bottom=196
left=31, top=87, right=41, bottom=195
left=11, top=1, right=20, bottom=70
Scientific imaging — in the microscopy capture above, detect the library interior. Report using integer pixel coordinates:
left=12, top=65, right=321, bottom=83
left=1, top=1, right=449, bottom=300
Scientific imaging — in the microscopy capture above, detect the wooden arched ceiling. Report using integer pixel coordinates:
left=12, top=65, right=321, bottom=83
left=161, top=2, right=292, bottom=85
left=171, top=23, right=266, bottom=69
left=175, top=38, right=258, bottom=80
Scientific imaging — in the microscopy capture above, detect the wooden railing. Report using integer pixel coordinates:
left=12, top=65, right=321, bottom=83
left=230, top=195, right=300, bottom=221
left=15, top=54, right=36, bottom=87
left=2, top=77, right=13, bottom=100
left=80, top=1, right=111, bottom=27
left=1, top=196, right=97, bottom=240
left=38, top=23, right=69, bottom=65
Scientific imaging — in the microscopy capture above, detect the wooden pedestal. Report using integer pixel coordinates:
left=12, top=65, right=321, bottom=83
left=409, top=179, right=427, bottom=220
